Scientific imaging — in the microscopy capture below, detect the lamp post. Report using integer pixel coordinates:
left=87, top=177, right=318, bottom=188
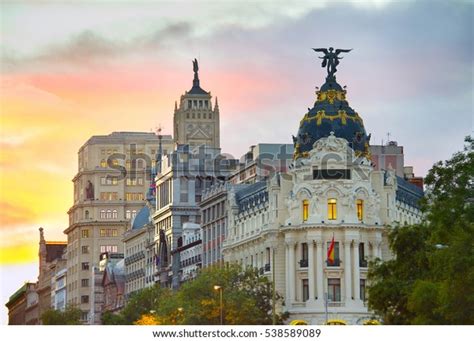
left=213, top=285, right=223, bottom=325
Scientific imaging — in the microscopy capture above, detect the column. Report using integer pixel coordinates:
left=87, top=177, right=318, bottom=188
left=353, top=240, right=360, bottom=301
left=285, top=243, right=290, bottom=304
left=316, top=240, right=324, bottom=301
left=308, top=241, right=315, bottom=301
left=344, top=240, right=352, bottom=302
left=288, top=242, right=295, bottom=303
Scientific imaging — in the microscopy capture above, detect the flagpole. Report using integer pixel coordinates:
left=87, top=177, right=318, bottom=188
left=324, top=292, right=329, bottom=324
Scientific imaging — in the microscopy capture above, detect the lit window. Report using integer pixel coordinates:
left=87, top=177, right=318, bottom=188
left=125, top=210, right=131, bottom=219
left=357, top=199, right=364, bottom=221
left=112, top=209, right=118, bottom=219
left=302, top=199, right=309, bottom=222
left=100, top=229, right=106, bottom=237
left=100, top=159, right=107, bottom=168
left=328, top=198, right=337, bottom=220
left=81, top=229, right=89, bottom=238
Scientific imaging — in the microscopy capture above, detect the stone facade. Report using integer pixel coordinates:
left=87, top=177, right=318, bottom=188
left=6, top=282, right=37, bottom=325
left=64, top=131, right=172, bottom=324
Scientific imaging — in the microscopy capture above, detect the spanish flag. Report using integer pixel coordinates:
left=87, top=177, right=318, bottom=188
left=327, top=235, right=335, bottom=265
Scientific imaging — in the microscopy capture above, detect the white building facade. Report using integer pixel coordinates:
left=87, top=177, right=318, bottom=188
left=222, top=56, right=423, bottom=324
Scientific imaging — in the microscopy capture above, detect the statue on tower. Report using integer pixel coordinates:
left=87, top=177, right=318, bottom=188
left=193, top=58, right=199, bottom=75
left=313, top=47, right=352, bottom=78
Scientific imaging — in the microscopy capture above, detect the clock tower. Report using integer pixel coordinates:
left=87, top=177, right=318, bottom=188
left=173, top=59, right=220, bottom=149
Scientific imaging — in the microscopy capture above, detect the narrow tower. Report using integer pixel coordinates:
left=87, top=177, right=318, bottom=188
left=173, top=59, right=220, bottom=149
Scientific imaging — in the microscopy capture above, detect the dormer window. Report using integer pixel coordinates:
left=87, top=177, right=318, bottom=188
left=302, top=199, right=309, bottom=222
left=357, top=199, right=364, bottom=221
left=328, top=198, right=337, bottom=220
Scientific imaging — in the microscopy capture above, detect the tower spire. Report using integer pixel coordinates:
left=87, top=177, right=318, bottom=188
left=214, top=97, right=219, bottom=111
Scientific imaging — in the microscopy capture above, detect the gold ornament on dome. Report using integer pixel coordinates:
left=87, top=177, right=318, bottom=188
left=317, top=89, right=346, bottom=104
left=299, top=109, right=363, bottom=128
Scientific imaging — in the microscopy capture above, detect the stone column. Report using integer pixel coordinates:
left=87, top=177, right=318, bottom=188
left=344, top=240, right=352, bottom=302
left=285, top=243, right=290, bottom=304
left=308, top=241, right=315, bottom=301
left=353, top=240, right=360, bottom=301
left=288, top=242, right=296, bottom=303
left=315, top=240, right=324, bottom=301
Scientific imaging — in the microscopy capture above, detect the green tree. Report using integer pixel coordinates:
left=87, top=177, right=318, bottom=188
left=102, top=285, right=172, bottom=324
left=101, top=311, right=125, bottom=325
left=368, top=137, right=474, bottom=324
left=175, top=264, right=286, bottom=325
left=41, top=305, right=82, bottom=325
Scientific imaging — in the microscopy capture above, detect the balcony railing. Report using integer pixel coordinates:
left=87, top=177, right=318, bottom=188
left=326, top=259, right=341, bottom=267
left=299, top=259, right=308, bottom=268
left=359, top=259, right=368, bottom=268
left=264, top=263, right=271, bottom=272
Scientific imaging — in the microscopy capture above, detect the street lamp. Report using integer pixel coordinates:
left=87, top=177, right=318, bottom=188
left=214, top=285, right=223, bottom=325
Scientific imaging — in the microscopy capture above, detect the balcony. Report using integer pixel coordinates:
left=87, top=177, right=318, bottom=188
left=299, top=259, right=308, bottom=268
left=264, top=263, right=271, bottom=272
left=359, top=259, right=368, bottom=268
left=259, top=267, right=265, bottom=275
left=326, top=259, right=341, bottom=267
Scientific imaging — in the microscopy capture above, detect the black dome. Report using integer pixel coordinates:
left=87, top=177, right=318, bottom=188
left=293, top=76, right=370, bottom=159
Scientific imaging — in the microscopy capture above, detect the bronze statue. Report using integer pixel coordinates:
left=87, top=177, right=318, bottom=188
left=85, top=180, right=94, bottom=200
left=192, top=58, right=199, bottom=74
left=313, top=47, right=352, bottom=78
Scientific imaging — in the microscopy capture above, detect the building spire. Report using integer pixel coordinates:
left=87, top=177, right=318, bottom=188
left=214, top=97, right=219, bottom=111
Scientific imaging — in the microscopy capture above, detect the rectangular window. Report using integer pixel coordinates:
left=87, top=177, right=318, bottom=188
left=360, top=279, right=366, bottom=302
left=300, top=243, right=309, bottom=267
left=313, top=169, right=351, bottom=180
left=81, top=229, right=89, bottom=238
left=357, top=199, right=364, bottom=221
left=359, top=243, right=367, bottom=267
left=328, top=278, right=341, bottom=302
left=81, top=311, right=88, bottom=321
left=81, top=295, right=89, bottom=304
left=302, top=279, right=309, bottom=302
left=302, top=199, right=309, bottom=222
left=81, top=262, right=89, bottom=271
left=328, top=198, right=337, bottom=220
left=180, top=178, right=188, bottom=203
left=100, top=229, right=106, bottom=237
left=81, top=279, right=89, bottom=287
left=81, top=246, right=89, bottom=254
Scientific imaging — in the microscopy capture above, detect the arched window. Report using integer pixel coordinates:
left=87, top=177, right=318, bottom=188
left=112, top=209, right=118, bottom=219
left=328, top=198, right=337, bottom=220
left=106, top=209, right=112, bottom=219
left=125, top=210, right=131, bottom=219
left=302, top=199, right=309, bottom=222
left=357, top=199, right=364, bottom=221
left=131, top=210, right=137, bottom=219
left=100, top=210, right=106, bottom=219
left=85, top=210, right=89, bottom=220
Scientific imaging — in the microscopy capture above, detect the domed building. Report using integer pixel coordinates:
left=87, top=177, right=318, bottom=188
left=293, top=73, right=371, bottom=160
left=222, top=48, right=424, bottom=324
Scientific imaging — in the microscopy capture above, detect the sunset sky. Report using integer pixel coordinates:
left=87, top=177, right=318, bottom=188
left=0, top=0, right=472, bottom=324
